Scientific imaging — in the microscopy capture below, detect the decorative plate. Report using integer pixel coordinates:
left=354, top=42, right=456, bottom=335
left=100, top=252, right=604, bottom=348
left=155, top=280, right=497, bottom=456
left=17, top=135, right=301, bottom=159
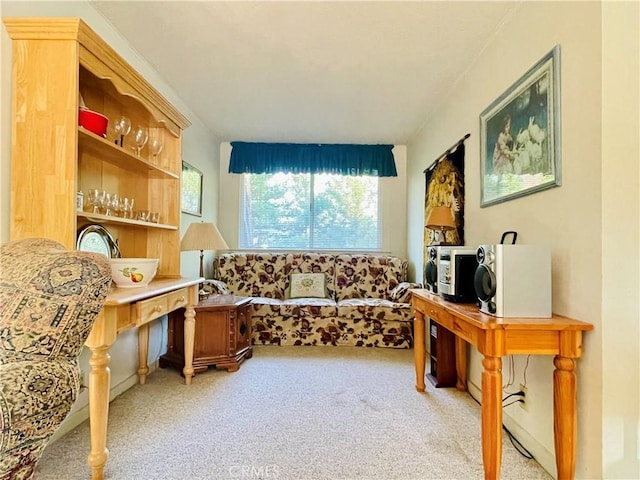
left=76, top=224, right=121, bottom=258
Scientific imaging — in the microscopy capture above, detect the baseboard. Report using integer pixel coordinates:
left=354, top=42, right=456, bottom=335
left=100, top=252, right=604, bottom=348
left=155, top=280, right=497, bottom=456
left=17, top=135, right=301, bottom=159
left=466, top=380, right=556, bottom=478
left=50, top=361, right=160, bottom=444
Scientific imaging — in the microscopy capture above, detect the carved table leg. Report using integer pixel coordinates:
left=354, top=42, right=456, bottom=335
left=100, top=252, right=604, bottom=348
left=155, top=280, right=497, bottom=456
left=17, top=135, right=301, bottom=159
left=86, top=345, right=111, bottom=480
left=413, top=310, right=426, bottom=392
left=481, top=355, right=502, bottom=480
left=182, top=302, right=196, bottom=385
left=455, top=336, right=468, bottom=391
left=553, top=355, right=577, bottom=480
left=137, top=323, right=150, bottom=384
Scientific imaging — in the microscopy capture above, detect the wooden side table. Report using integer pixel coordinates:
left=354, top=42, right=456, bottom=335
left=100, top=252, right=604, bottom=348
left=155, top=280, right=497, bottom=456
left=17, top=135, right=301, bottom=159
left=160, top=295, right=253, bottom=373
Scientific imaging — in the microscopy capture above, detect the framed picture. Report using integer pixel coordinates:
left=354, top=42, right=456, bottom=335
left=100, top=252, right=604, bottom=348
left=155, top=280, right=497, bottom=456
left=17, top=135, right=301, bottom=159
left=181, top=161, right=203, bottom=216
left=480, top=45, right=561, bottom=207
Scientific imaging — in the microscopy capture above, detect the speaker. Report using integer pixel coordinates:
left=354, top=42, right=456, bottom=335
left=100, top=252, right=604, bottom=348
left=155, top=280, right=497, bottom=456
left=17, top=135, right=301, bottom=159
left=474, top=244, right=551, bottom=317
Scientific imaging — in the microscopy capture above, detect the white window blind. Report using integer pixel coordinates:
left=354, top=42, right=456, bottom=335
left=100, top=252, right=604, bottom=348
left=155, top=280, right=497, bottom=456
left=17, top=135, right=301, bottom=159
left=239, top=173, right=380, bottom=250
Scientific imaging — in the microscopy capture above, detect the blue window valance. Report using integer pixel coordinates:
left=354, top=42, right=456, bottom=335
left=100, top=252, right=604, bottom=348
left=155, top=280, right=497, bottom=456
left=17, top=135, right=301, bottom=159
left=229, top=142, right=397, bottom=177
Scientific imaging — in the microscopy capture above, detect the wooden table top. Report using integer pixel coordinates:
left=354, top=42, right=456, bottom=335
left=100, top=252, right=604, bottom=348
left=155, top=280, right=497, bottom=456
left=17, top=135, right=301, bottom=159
left=410, top=289, right=594, bottom=332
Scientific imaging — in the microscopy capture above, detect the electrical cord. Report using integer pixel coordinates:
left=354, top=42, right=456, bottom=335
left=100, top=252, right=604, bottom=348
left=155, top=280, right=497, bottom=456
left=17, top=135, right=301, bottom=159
left=522, top=354, right=531, bottom=388
left=502, top=391, right=525, bottom=402
left=503, top=354, right=515, bottom=390
left=504, top=425, right=535, bottom=459
left=502, top=399, right=524, bottom=408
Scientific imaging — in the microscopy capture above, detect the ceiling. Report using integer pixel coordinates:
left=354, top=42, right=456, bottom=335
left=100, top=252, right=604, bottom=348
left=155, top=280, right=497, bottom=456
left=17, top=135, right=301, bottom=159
left=91, top=1, right=517, bottom=145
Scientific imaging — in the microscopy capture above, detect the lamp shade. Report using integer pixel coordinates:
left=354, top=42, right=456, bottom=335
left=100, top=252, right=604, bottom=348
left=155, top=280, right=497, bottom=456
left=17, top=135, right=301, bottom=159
left=180, top=222, right=229, bottom=252
left=426, top=206, right=456, bottom=231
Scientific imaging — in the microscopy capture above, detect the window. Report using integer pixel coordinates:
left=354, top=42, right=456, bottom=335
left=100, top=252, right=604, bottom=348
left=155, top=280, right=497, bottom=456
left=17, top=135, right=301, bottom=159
left=239, top=172, right=380, bottom=250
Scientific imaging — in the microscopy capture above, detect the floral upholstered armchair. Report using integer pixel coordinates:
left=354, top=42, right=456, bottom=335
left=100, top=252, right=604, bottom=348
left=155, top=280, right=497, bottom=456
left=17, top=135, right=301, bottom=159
left=0, top=238, right=111, bottom=480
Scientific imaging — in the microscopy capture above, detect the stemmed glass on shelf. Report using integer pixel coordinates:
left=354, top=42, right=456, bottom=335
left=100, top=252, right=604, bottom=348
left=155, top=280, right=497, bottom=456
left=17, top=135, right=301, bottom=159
left=148, top=129, right=164, bottom=159
left=120, top=197, right=134, bottom=219
left=114, top=116, right=131, bottom=147
left=85, top=189, right=100, bottom=214
left=132, top=126, right=148, bottom=156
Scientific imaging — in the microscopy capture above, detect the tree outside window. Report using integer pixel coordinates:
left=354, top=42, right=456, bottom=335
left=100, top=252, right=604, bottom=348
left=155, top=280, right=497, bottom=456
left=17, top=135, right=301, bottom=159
left=240, top=173, right=379, bottom=250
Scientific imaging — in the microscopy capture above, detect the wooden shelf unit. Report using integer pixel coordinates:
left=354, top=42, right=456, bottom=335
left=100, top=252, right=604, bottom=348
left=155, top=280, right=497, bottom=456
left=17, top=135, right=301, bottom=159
left=5, top=17, right=191, bottom=276
left=427, top=318, right=457, bottom=388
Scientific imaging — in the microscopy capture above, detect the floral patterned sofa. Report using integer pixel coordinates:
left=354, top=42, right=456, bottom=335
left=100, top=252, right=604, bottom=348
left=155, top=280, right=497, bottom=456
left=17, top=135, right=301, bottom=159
left=0, top=238, right=111, bottom=479
left=210, top=252, right=420, bottom=348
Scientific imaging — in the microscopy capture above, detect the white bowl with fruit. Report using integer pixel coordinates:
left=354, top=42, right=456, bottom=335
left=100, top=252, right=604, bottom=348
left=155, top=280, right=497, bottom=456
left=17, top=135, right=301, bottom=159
left=109, top=258, right=158, bottom=288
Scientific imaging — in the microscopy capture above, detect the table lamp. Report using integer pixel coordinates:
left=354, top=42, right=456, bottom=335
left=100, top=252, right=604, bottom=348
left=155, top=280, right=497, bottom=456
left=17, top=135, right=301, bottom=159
left=426, top=206, right=456, bottom=245
left=180, top=221, right=229, bottom=278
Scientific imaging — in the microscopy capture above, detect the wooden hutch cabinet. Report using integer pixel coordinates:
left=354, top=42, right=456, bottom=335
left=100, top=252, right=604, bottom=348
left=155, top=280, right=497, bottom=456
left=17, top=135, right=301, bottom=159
left=5, top=17, right=190, bottom=268
left=4, top=17, right=199, bottom=480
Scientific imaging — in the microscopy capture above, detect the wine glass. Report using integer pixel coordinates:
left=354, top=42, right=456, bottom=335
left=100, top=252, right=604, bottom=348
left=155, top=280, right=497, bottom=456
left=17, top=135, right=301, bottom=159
left=107, top=193, right=120, bottom=217
left=114, top=116, right=131, bottom=147
left=86, top=188, right=100, bottom=213
left=119, top=197, right=132, bottom=218
left=148, top=129, right=164, bottom=159
left=132, top=126, right=148, bottom=156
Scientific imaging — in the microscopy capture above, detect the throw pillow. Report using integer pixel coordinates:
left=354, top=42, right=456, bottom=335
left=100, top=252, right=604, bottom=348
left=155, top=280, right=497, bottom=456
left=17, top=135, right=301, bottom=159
left=289, top=273, right=326, bottom=299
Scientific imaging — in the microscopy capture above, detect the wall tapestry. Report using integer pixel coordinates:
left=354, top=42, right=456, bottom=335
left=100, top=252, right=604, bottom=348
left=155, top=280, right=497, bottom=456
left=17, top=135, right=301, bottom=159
left=423, top=140, right=466, bottom=266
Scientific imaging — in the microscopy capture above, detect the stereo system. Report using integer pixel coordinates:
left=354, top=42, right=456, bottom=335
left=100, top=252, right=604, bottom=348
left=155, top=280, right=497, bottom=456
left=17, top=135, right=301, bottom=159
left=474, top=244, right=551, bottom=317
left=438, top=247, right=478, bottom=303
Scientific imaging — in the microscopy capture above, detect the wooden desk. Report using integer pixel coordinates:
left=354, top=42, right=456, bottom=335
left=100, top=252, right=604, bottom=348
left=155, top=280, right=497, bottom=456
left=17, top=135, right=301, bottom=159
left=410, top=289, right=593, bottom=480
left=84, top=277, right=201, bottom=480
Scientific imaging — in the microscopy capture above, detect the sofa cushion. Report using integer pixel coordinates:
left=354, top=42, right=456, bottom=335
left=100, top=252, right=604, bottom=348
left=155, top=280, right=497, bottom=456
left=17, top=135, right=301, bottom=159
left=334, top=255, right=407, bottom=301
left=337, top=298, right=414, bottom=322
left=250, top=297, right=337, bottom=318
left=214, top=253, right=288, bottom=299
left=251, top=297, right=338, bottom=318
left=249, top=297, right=285, bottom=317
left=281, top=298, right=337, bottom=318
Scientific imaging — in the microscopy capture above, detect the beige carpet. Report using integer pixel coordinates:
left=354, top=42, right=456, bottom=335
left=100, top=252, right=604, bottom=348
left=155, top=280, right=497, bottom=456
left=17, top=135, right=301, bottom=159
left=35, top=346, right=551, bottom=480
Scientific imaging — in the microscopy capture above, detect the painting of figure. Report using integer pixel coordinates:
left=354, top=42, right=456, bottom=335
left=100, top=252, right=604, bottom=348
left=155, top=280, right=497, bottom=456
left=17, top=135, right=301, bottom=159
left=480, top=45, right=561, bottom=207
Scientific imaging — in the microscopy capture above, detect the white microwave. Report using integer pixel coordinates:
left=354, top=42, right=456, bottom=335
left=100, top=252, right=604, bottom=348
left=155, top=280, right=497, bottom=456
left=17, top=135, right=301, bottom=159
left=474, top=244, right=551, bottom=318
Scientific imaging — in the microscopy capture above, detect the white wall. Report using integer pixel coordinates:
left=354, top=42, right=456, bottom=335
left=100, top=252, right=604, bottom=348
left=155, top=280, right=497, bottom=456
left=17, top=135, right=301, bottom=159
left=218, top=142, right=409, bottom=259
left=601, top=1, right=640, bottom=478
left=1, top=1, right=221, bottom=437
left=407, top=2, right=639, bottom=478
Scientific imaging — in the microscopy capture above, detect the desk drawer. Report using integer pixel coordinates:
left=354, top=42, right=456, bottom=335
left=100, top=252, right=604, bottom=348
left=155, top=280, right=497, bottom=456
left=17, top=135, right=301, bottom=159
left=166, top=289, right=188, bottom=311
left=451, top=318, right=479, bottom=345
left=426, top=304, right=451, bottom=324
left=135, top=296, right=168, bottom=324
